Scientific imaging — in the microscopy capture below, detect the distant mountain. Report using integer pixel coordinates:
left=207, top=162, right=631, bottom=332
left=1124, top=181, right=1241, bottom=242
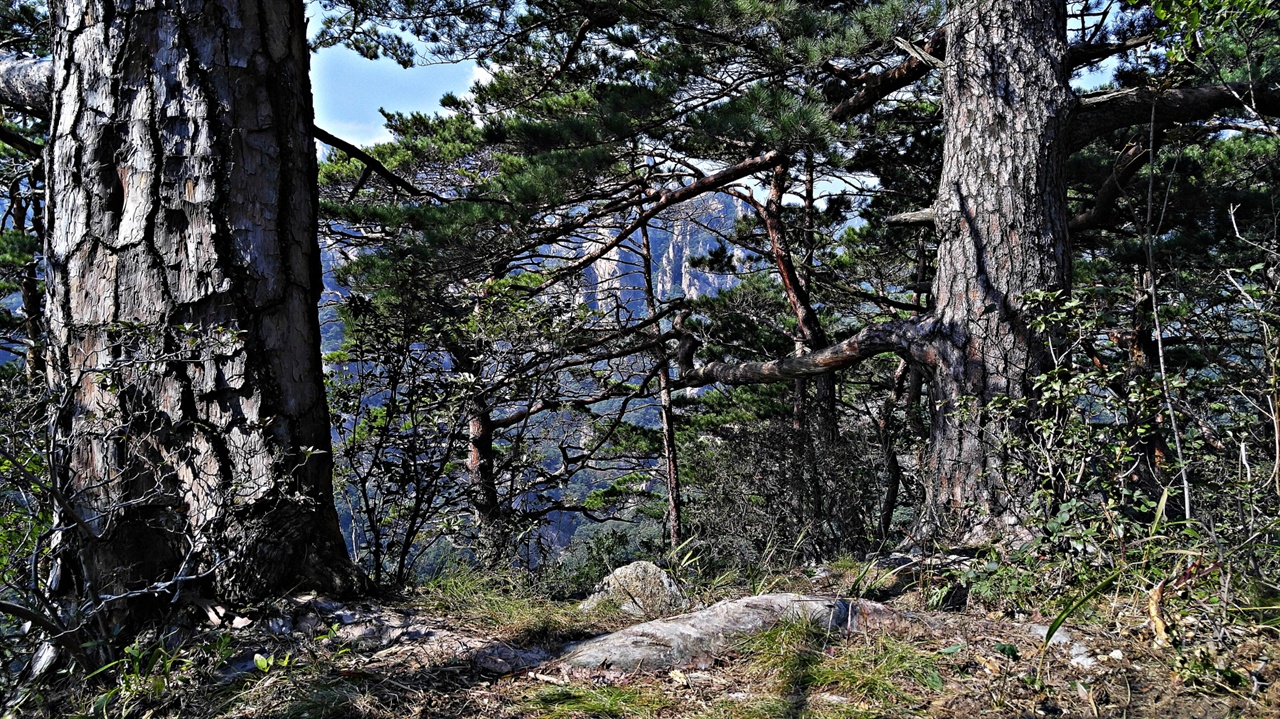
left=320, top=195, right=751, bottom=351
left=579, top=194, right=749, bottom=311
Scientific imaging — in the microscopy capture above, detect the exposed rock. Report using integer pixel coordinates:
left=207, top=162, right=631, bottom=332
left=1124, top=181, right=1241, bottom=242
left=1026, top=623, right=1099, bottom=669
left=215, top=648, right=268, bottom=683
left=1027, top=623, right=1073, bottom=646
left=579, top=561, right=688, bottom=618
left=560, top=593, right=901, bottom=673
left=333, top=621, right=399, bottom=649
left=264, top=616, right=293, bottom=636
left=27, top=642, right=58, bottom=680
left=310, top=597, right=344, bottom=614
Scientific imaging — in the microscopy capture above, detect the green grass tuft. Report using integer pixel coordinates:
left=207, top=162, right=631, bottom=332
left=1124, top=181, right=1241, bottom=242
left=525, top=685, right=674, bottom=718
left=737, top=617, right=941, bottom=715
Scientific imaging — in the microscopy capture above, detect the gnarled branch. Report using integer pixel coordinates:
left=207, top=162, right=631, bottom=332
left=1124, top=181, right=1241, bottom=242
left=1068, top=134, right=1158, bottom=232
left=885, top=208, right=935, bottom=226
left=1067, top=34, right=1155, bottom=68
left=1071, top=82, right=1280, bottom=150
left=677, top=318, right=925, bottom=387
left=0, top=54, right=50, bottom=116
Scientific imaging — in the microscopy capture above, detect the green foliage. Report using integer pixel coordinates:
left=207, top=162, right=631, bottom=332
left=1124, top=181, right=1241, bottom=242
left=80, top=640, right=195, bottom=718
left=677, top=384, right=887, bottom=569
left=1147, top=0, right=1279, bottom=59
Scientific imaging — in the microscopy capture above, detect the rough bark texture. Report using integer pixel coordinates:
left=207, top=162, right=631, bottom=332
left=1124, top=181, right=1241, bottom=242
left=0, top=53, right=51, bottom=116
left=921, top=0, right=1073, bottom=543
left=46, top=0, right=362, bottom=623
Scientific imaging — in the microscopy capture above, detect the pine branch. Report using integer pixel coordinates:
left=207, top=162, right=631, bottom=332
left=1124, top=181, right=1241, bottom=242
left=677, top=317, right=926, bottom=387
left=1071, top=83, right=1280, bottom=150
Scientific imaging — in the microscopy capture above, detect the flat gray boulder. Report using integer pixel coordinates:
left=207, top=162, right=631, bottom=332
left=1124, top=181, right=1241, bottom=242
left=579, top=561, right=688, bottom=617
left=561, top=593, right=898, bottom=673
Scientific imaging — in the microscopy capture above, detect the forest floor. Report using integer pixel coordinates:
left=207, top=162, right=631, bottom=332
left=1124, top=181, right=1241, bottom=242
left=16, top=562, right=1280, bottom=719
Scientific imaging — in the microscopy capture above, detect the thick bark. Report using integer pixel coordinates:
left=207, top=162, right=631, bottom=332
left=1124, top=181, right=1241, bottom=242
left=920, top=0, right=1073, bottom=543
left=45, top=0, right=362, bottom=625
left=0, top=54, right=51, bottom=116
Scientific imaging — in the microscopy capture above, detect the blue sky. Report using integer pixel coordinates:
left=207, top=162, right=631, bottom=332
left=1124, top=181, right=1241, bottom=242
left=308, top=31, right=1117, bottom=149
left=310, top=46, right=478, bottom=146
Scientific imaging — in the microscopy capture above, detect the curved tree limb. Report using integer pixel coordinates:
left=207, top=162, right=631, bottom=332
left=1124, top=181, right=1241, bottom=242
left=1071, top=82, right=1280, bottom=150
left=1068, top=133, right=1159, bottom=232
left=1067, top=34, right=1155, bottom=68
left=0, top=53, right=50, bottom=116
left=313, top=125, right=445, bottom=200
left=0, top=123, right=41, bottom=157
left=885, top=208, right=935, bottom=226
left=829, top=30, right=945, bottom=122
left=677, top=317, right=928, bottom=387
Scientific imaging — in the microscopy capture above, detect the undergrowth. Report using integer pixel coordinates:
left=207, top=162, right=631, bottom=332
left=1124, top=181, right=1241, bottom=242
left=739, top=618, right=942, bottom=711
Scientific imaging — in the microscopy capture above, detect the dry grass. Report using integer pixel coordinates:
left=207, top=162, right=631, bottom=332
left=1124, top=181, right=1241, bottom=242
left=20, top=566, right=1280, bottom=719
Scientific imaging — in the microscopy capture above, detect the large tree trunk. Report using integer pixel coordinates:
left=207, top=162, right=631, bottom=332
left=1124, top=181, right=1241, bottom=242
left=920, top=0, right=1073, bottom=544
left=45, top=0, right=363, bottom=627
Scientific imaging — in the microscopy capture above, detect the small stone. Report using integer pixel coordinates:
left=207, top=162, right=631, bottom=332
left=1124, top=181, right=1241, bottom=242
left=264, top=616, right=293, bottom=636
left=1027, top=624, right=1072, bottom=645
left=1069, top=643, right=1096, bottom=669
left=1109, top=649, right=1124, bottom=661
left=579, top=561, right=688, bottom=618
left=311, top=597, right=344, bottom=614
left=29, top=642, right=58, bottom=679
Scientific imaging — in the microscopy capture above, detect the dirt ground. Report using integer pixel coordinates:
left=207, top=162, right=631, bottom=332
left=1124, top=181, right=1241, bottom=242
left=10, top=569, right=1280, bottom=719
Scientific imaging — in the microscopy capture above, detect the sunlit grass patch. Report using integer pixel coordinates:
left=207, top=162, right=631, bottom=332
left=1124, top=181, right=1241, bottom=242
left=524, top=685, right=674, bottom=718
left=809, top=635, right=944, bottom=702
left=739, top=617, right=833, bottom=686
left=695, top=696, right=880, bottom=719
left=415, top=565, right=610, bottom=644
left=737, top=617, right=942, bottom=715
